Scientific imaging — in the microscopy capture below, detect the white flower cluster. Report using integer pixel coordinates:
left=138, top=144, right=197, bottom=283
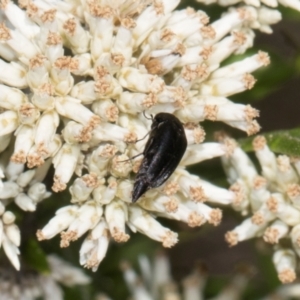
left=0, top=160, right=50, bottom=269
left=0, top=205, right=20, bottom=271
left=115, top=252, right=252, bottom=300
left=222, top=136, right=300, bottom=284
left=0, top=0, right=271, bottom=271
left=196, top=0, right=299, bottom=33
left=94, top=251, right=300, bottom=300
left=0, top=254, right=90, bottom=300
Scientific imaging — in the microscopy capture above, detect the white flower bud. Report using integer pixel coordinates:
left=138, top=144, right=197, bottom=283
left=229, top=143, right=258, bottom=186
left=275, top=155, right=298, bottom=191
left=2, top=234, right=20, bottom=270
left=0, top=24, right=39, bottom=64
left=2, top=211, right=16, bottom=225
left=0, top=181, right=20, bottom=199
left=115, top=180, right=133, bottom=204
left=70, top=54, right=93, bottom=76
left=0, top=59, right=28, bottom=88
left=249, top=176, right=270, bottom=211
left=70, top=81, right=97, bottom=104
left=61, top=201, right=103, bottom=247
left=34, top=110, right=59, bottom=156
left=211, top=51, right=270, bottom=79
left=166, top=11, right=205, bottom=41
left=70, top=173, right=98, bottom=203
left=128, top=206, right=178, bottom=247
left=17, top=169, right=35, bottom=187
left=92, top=99, right=119, bottom=123
left=200, top=73, right=256, bottom=97
left=31, top=158, right=53, bottom=184
left=0, top=111, right=19, bottom=136
left=79, top=219, right=109, bottom=272
left=18, top=103, right=40, bottom=125
left=105, top=199, right=129, bottom=243
left=225, top=218, right=266, bottom=246
left=273, top=249, right=297, bottom=283
left=1, top=0, right=40, bottom=39
left=118, top=67, right=165, bottom=93
left=33, top=135, right=59, bottom=162
left=50, top=57, right=74, bottom=95
left=93, top=67, right=123, bottom=99
left=55, top=97, right=100, bottom=142
left=133, top=3, right=170, bottom=48
left=154, top=196, right=206, bottom=227
left=270, top=193, right=300, bottom=226
left=87, top=8, right=114, bottom=60
left=11, top=125, right=35, bottom=164
left=210, top=8, right=253, bottom=44
left=37, top=205, right=79, bottom=240
left=62, top=17, right=90, bottom=54
left=92, top=178, right=117, bottom=205
left=31, top=83, right=55, bottom=110
left=111, top=20, right=135, bottom=68
left=52, top=143, right=80, bottom=192
left=5, top=223, right=21, bottom=247
left=44, top=32, right=64, bottom=63
left=207, top=31, right=254, bottom=65
left=252, top=136, right=277, bottom=184
left=0, top=43, right=17, bottom=61
left=251, top=200, right=276, bottom=226
left=27, top=55, right=50, bottom=90
left=0, top=84, right=28, bottom=110
left=181, top=143, right=226, bottom=166
left=263, top=219, right=289, bottom=244
left=117, top=92, right=152, bottom=114
left=110, top=155, right=132, bottom=178
left=178, top=172, right=235, bottom=204
left=15, top=193, right=36, bottom=211
left=5, top=161, right=24, bottom=181
left=28, top=182, right=50, bottom=203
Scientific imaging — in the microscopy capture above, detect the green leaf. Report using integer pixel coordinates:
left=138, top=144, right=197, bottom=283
left=239, top=128, right=300, bottom=156
left=23, top=238, right=50, bottom=273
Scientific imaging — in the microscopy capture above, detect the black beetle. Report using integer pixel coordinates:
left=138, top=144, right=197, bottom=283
left=132, top=112, right=187, bottom=202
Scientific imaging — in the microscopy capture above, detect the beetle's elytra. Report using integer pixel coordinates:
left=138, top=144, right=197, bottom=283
left=132, top=112, right=187, bottom=202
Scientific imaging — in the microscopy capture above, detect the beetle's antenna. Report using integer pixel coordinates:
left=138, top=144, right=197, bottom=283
left=118, top=152, right=143, bottom=162
left=122, top=111, right=152, bottom=144
left=143, top=110, right=153, bottom=121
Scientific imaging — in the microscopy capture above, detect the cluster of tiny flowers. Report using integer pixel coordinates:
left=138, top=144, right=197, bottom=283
left=0, top=255, right=90, bottom=300
left=0, top=0, right=271, bottom=271
left=0, top=160, right=51, bottom=270
left=221, top=136, right=300, bottom=284
left=95, top=252, right=300, bottom=300
left=102, top=252, right=252, bottom=300
left=196, top=0, right=299, bottom=33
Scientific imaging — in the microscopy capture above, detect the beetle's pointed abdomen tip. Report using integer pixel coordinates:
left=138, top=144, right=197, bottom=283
left=132, top=181, right=149, bottom=203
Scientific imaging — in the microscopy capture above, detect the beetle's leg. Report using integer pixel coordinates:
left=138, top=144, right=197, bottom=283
left=118, top=152, right=144, bottom=162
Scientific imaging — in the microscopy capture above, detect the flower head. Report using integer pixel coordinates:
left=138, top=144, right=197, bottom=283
left=0, top=254, right=90, bottom=300
left=222, top=135, right=300, bottom=283
left=0, top=0, right=270, bottom=270
left=118, top=251, right=253, bottom=300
